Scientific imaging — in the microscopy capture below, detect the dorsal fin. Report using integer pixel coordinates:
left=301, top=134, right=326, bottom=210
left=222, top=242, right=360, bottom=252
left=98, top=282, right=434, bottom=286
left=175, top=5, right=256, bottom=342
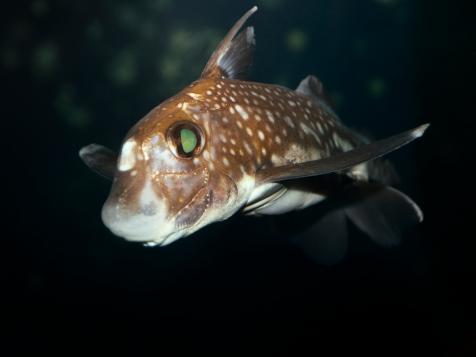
left=201, top=6, right=257, bottom=80
left=296, top=75, right=337, bottom=112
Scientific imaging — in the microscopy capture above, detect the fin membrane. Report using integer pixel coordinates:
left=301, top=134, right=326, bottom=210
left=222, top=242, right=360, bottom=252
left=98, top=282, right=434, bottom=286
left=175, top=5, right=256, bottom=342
left=288, top=182, right=423, bottom=265
left=345, top=185, right=423, bottom=247
left=79, top=144, right=117, bottom=180
left=201, top=6, right=257, bottom=79
left=295, top=75, right=337, bottom=114
left=256, top=124, right=429, bottom=184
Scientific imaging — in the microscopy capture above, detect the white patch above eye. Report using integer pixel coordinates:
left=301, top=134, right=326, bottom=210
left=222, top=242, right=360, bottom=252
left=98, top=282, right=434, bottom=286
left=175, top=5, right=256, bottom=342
left=118, top=139, right=137, bottom=171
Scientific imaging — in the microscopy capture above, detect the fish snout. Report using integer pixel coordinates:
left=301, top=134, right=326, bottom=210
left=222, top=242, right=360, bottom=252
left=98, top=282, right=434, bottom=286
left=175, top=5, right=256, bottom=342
left=101, top=182, right=177, bottom=244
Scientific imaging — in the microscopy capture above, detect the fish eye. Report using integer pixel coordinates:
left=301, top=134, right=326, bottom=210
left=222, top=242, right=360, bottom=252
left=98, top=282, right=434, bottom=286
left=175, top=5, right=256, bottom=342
left=167, top=121, right=204, bottom=158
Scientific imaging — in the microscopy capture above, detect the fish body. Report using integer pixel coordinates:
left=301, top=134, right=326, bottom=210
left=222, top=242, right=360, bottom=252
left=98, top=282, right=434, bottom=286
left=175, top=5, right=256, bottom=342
left=80, top=7, right=428, bottom=257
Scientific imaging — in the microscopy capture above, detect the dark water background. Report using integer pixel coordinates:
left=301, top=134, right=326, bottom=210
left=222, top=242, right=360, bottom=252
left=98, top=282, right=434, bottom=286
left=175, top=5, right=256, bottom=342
left=4, top=0, right=475, bottom=355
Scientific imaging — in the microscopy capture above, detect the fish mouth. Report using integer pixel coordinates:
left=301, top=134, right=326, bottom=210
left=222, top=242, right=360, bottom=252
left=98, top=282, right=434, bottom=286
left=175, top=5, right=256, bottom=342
left=174, top=187, right=212, bottom=230
left=101, top=184, right=212, bottom=246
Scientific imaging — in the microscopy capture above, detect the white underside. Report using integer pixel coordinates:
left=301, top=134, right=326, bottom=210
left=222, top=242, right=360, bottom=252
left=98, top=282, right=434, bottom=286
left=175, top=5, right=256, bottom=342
left=244, top=183, right=326, bottom=216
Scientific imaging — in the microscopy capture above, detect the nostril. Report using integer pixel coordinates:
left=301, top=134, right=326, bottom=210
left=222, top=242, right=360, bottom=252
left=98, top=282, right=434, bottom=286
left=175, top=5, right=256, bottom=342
left=140, top=202, right=157, bottom=216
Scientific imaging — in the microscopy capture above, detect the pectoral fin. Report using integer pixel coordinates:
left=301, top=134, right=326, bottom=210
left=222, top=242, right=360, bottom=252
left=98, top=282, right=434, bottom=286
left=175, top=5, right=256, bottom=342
left=79, top=144, right=117, bottom=180
left=256, top=124, right=429, bottom=184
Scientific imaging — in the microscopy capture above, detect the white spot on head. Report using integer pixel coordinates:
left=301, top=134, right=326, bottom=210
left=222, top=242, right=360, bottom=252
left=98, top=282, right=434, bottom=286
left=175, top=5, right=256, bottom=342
left=118, top=139, right=137, bottom=171
left=300, top=122, right=322, bottom=144
left=244, top=142, right=253, bottom=155
left=258, top=130, right=265, bottom=141
left=187, top=92, right=202, bottom=100
left=265, top=110, right=275, bottom=123
left=283, top=116, right=295, bottom=128
left=317, top=122, right=324, bottom=134
left=235, top=105, right=249, bottom=120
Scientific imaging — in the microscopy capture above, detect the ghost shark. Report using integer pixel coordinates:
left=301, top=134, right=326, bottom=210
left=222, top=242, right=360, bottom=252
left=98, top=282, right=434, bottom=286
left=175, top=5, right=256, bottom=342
left=80, top=6, right=428, bottom=262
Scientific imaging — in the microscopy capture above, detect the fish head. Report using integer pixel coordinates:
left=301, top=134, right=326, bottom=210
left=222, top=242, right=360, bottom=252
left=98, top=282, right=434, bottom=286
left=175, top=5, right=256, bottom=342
left=101, top=94, right=240, bottom=246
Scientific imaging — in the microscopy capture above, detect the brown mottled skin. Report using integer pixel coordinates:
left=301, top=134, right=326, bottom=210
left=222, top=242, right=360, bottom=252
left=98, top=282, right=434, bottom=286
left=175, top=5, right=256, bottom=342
left=108, top=75, right=362, bottom=221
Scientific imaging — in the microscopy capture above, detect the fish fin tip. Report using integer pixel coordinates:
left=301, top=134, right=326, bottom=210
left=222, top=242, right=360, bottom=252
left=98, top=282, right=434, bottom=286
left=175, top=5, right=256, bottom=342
left=79, top=143, right=117, bottom=180
left=412, top=123, right=430, bottom=138
left=201, top=7, right=257, bottom=80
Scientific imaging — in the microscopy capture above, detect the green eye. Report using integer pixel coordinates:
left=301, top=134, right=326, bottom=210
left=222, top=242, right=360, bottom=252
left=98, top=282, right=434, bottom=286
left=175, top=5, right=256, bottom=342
left=167, top=122, right=204, bottom=158
left=180, top=128, right=197, bottom=154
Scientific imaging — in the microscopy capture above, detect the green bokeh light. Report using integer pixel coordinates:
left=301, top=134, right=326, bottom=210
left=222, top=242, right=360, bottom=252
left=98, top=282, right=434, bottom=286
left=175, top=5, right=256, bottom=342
left=285, top=29, right=309, bottom=53
left=367, top=78, right=387, bottom=99
left=55, top=86, right=92, bottom=129
left=31, top=42, right=59, bottom=78
left=108, top=50, right=137, bottom=87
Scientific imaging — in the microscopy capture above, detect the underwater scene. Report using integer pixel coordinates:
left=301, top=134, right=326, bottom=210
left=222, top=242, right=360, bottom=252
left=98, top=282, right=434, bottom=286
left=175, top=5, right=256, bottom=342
left=4, top=0, right=475, bottom=355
